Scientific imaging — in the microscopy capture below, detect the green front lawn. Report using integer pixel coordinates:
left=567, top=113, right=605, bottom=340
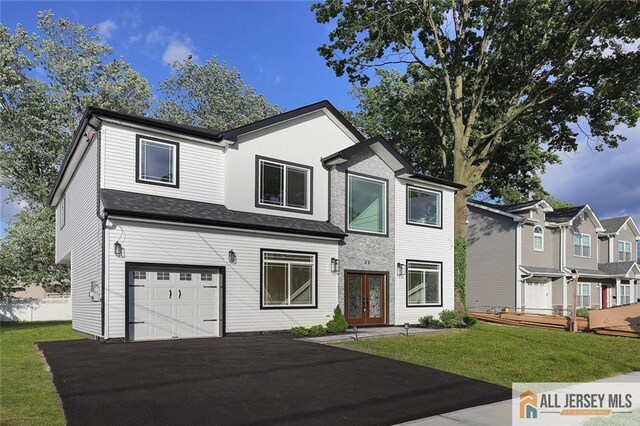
left=0, top=322, right=82, bottom=425
left=334, top=324, right=640, bottom=387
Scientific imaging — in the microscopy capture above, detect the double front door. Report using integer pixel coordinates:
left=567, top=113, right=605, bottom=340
left=345, top=273, right=386, bottom=325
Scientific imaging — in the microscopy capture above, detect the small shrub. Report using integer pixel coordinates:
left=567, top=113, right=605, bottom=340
left=418, top=315, right=443, bottom=328
left=576, top=307, right=590, bottom=318
left=463, top=314, right=478, bottom=327
left=308, top=325, right=327, bottom=336
left=326, top=305, right=348, bottom=333
left=290, top=326, right=309, bottom=337
left=439, top=309, right=459, bottom=328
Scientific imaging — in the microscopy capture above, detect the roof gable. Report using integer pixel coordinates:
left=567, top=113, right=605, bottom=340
left=546, top=204, right=604, bottom=230
left=600, top=216, right=640, bottom=236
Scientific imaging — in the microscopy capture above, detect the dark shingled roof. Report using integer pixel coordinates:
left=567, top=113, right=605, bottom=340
left=599, top=217, right=629, bottom=233
left=545, top=206, right=586, bottom=223
left=521, top=266, right=566, bottom=275
left=101, top=189, right=347, bottom=239
left=598, top=261, right=638, bottom=276
left=573, top=268, right=607, bottom=277
left=502, top=200, right=543, bottom=212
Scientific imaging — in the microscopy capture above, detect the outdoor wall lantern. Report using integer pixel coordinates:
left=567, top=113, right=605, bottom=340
left=331, top=257, right=340, bottom=273
left=228, top=250, right=237, bottom=264
left=404, top=322, right=410, bottom=336
left=397, top=262, right=405, bottom=276
left=114, top=242, right=123, bottom=257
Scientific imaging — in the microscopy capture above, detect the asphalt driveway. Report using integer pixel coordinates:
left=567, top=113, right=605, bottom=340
left=39, top=335, right=510, bottom=425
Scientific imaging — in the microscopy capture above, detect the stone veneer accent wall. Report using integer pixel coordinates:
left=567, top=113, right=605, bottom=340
left=329, top=149, right=396, bottom=324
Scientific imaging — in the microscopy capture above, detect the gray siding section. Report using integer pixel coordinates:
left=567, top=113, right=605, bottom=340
left=521, top=223, right=560, bottom=269
left=551, top=277, right=564, bottom=306
left=329, top=149, right=396, bottom=324
left=466, top=206, right=517, bottom=310
left=598, top=237, right=610, bottom=263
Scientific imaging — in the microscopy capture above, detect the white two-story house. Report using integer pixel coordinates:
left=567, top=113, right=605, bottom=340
left=50, top=101, right=463, bottom=341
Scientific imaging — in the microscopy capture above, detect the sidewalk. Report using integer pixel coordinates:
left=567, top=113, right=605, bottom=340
left=400, top=371, right=640, bottom=426
left=299, top=325, right=450, bottom=343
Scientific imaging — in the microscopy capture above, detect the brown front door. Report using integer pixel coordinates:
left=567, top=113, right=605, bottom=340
left=345, top=273, right=386, bottom=325
left=602, top=285, right=609, bottom=309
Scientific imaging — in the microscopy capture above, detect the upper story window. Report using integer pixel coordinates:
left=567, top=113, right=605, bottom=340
left=262, top=250, right=316, bottom=308
left=573, top=232, right=591, bottom=258
left=347, top=173, right=387, bottom=235
left=256, top=156, right=312, bottom=213
left=618, top=241, right=632, bottom=262
left=407, top=186, right=441, bottom=228
left=136, top=136, right=179, bottom=188
left=59, top=195, right=66, bottom=230
left=533, top=225, right=544, bottom=251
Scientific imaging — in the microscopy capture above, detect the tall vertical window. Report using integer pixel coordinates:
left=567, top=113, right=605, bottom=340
left=620, top=284, right=631, bottom=305
left=406, top=261, right=442, bottom=306
left=618, top=241, right=632, bottom=262
left=59, top=195, right=66, bottom=230
left=261, top=250, right=316, bottom=308
left=533, top=226, right=544, bottom=251
left=573, top=233, right=591, bottom=257
left=136, top=136, right=179, bottom=187
left=347, top=174, right=387, bottom=235
left=577, top=283, right=590, bottom=308
left=407, top=186, right=441, bottom=227
left=257, top=157, right=311, bottom=212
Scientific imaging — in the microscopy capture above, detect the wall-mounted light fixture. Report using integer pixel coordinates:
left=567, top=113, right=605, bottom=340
left=404, top=322, right=410, bottom=336
left=228, top=250, right=237, bottom=264
left=331, top=257, right=340, bottom=273
left=114, top=242, right=123, bottom=257
left=397, top=262, right=405, bottom=276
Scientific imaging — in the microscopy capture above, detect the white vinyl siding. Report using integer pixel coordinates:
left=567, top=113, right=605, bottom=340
left=395, top=179, right=455, bottom=323
left=105, top=220, right=338, bottom=337
left=102, top=122, right=225, bottom=204
left=618, top=241, right=632, bottom=262
left=573, top=233, right=591, bottom=258
left=533, top=225, right=544, bottom=251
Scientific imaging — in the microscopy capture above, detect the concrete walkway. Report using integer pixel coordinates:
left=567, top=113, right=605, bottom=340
left=300, top=326, right=450, bottom=343
left=400, top=371, right=640, bottom=426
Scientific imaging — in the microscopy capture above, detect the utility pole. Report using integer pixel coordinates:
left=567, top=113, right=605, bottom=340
left=571, top=269, right=579, bottom=333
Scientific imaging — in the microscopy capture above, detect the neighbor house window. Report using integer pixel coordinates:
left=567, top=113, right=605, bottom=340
left=257, top=157, right=312, bottom=212
left=157, top=272, right=170, bottom=280
left=407, top=261, right=442, bottom=306
left=533, top=226, right=544, bottom=251
left=137, top=136, right=178, bottom=187
left=407, top=186, right=441, bottom=227
left=618, top=241, right=632, bottom=262
left=59, top=195, right=66, bottom=230
left=573, top=233, right=591, bottom=257
left=262, top=250, right=316, bottom=308
left=347, top=174, right=387, bottom=235
left=620, top=284, right=631, bottom=305
left=577, top=283, right=590, bottom=308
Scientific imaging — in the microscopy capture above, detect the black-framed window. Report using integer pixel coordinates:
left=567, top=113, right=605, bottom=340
left=407, top=186, right=441, bottom=228
left=256, top=156, right=312, bottom=213
left=59, top=194, right=66, bottom=230
left=406, top=261, right=442, bottom=306
left=347, top=174, right=387, bottom=235
left=261, top=250, right=317, bottom=308
left=136, top=136, right=179, bottom=187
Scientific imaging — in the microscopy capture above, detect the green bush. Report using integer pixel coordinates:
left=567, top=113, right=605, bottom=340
left=290, top=326, right=309, bottom=337
left=576, top=307, right=590, bottom=318
left=308, top=325, right=327, bottom=336
left=418, top=315, right=443, bottom=328
left=326, top=305, right=348, bottom=333
left=439, top=309, right=459, bottom=328
left=463, top=314, right=478, bottom=327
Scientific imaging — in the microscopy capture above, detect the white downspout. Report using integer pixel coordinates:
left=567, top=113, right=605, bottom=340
left=561, top=226, right=568, bottom=314
left=615, top=278, right=621, bottom=306
left=516, top=223, right=523, bottom=312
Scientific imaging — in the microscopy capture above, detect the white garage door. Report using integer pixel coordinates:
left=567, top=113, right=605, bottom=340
left=524, top=280, right=552, bottom=315
left=128, top=267, right=221, bottom=341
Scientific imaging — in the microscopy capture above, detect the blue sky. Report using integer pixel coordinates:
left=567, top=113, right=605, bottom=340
left=1, top=1, right=639, bottom=236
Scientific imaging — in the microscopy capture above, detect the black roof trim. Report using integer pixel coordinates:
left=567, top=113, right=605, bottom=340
left=402, top=171, right=466, bottom=191
left=223, top=100, right=366, bottom=142
left=101, top=189, right=347, bottom=239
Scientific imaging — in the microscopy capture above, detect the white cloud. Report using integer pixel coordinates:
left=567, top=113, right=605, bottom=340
left=145, top=26, right=198, bottom=65
left=97, top=20, right=117, bottom=39
left=162, top=40, right=197, bottom=64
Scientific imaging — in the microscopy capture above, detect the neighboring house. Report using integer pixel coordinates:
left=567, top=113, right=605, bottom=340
left=50, top=101, right=463, bottom=341
left=467, top=200, right=640, bottom=315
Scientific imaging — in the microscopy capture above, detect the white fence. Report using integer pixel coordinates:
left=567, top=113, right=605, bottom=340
left=0, top=297, right=72, bottom=322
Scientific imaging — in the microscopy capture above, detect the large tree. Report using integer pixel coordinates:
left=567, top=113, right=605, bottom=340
left=0, top=11, right=152, bottom=295
left=156, top=58, right=282, bottom=130
left=314, top=0, right=640, bottom=309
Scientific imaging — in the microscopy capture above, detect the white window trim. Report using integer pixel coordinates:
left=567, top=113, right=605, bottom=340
left=533, top=225, right=544, bottom=252
left=406, top=261, right=442, bottom=306
left=347, top=174, right=388, bottom=235
left=59, top=195, right=66, bottom=230
left=577, top=282, right=591, bottom=308
left=620, top=283, right=631, bottom=305
left=261, top=250, right=316, bottom=308
left=137, top=138, right=178, bottom=186
left=257, top=158, right=311, bottom=212
left=573, top=232, right=591, bottom=258
left=618, top=241, right=632, bottom=262
left=406, top=186, right=442, bottom=228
